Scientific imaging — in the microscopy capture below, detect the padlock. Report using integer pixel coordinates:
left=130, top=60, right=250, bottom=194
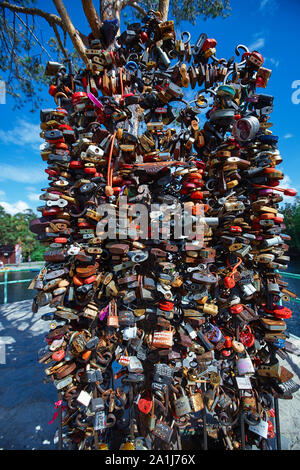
left=236, top=351, right=255, bottom=376
left=173, top=386, right=192, bottom=417
left=152, top=329, right=173, bottom=348
left=189, top=388, right=204, bottom=412
left=105, top=300, right=119, bottom=327
left=152, top=420, right=174, bottom=444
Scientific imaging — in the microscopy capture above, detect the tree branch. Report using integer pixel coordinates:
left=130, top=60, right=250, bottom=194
left=52, top=22, right=68, bottom=60
left=0, top=1, right=89, bottom=64
left=0, top=1, right=67, bottom=32
left=120, top=0, right=147, bottom=17
left=14, top=11, right=53, bottom=60
left=81, top=0, right=101, bottom=37
left=52, top=0, right=88, bottom=65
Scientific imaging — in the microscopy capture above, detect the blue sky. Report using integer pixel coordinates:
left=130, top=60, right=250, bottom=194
left=0, top=0, right=299, bottom=214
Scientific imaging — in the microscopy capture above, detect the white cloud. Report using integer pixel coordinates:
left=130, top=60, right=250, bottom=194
left=0, top=119, right=41, bottom=151
left=0, top=200, right=30, bottom=215
left=248, top=37, right=265, bottom=51
left=27, top=193, right=40, bottom=201
left=279, top=174, right=298, bottom=205
left=259, top=0, right=271, bottom=9
left=281, top=174, right=291, bottom=186
left=0, top=190, right=5, bottom=198
left=0, top=164, right=45, bottom=183
left=284, top=133, right=293, bottom=139
left=259, top=0, right=277, bottom=11
left=265, top=57, right=280, bottom=68
left=25, top=186, right=36, bottom=192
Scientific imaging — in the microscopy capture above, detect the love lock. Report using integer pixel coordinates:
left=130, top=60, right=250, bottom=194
left=32, top=6, right=297, bottom=451
left=127, top=250, right=149, bottom=263
left=173, top=386, right=192, bottom=417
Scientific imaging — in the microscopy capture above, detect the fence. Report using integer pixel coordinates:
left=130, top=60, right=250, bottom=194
left=0, top=263, right=43, bottom=304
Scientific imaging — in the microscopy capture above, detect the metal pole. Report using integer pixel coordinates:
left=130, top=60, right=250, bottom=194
left=240, top=412, right=246, bottom=450
left=202, top=406, right=207, bottom=449
left=4, top=270, right=7, bottom=304
left=93, top=386, right=99, bottom=449
left=57, top=391, right=63, bottom=450
left=274, top=396, right=281, bottom=450
left=202, top=384, right=208, bottom=450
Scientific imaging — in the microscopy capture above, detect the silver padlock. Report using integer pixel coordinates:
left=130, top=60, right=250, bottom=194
left=86, top=144, right=104, bottom=158
left=240, top=282, right=256, bottom=297
left=174, top=386, right=192, bottom=417
left=236, top=352, right=255, bottom=376
left=122, top=326, right=137, bottom=341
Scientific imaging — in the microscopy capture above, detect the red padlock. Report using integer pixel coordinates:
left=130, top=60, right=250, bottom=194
left=140, top=31, right=148, bottom=43
left=190, top=191, right=203, bottom=200
left=159, top=301, right=174, bottom=311
left=224, top=276, right=235, bottom=289
left=84, top=275, right=96, bottom=285
left=45, top=169, right=58, bottom=177
left=229, top=226, right=242, bottom=233
left=54, top=237, right=68, bottom=244
left=70, top=161, right=83, bottom=169
left=239, top=326, right=255, bottom=348
left=138, top=392, right=153, bottom=414
left=49, top=84, right=57, bottom=97
left=230, top=304, right=244, bottom=315
left=84, top=167, right=97, bottom=175
left=247, top=51, right=264, bottom=69
left=268, top=408, right=275, bottom=418
left=72, top=91, right=88, bottom=105
left=202, top=38, right=217, bottom=51
left=52, top=350, right=65, bottom=362
left=263, top=304, right=292, bottom=319
left=224, top=336, right=232, bottom=348
left=55, top=142, right=69, bottom=150
left=267, top=420, right=275, bottom=439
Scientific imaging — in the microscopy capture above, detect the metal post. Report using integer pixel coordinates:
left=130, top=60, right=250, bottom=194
left=202, top=383, right=208, bottom=450
left=240, top=412, right=246, bottom=450
left=202, top=406, right=207, bottom=449
left=4, top=270, right=7, bottom=304
left=274, top=396, right=281, bottom=450
left=93, top=387, right=99, bottom=449
left=57, top=391, right=63, bottom=450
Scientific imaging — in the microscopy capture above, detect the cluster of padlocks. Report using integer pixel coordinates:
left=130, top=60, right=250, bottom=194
left=30, top=10, right=299, bottom=450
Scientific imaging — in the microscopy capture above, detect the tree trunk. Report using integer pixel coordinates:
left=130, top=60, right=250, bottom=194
left=159, top=0, right=169, bottom=21
left=82, top=0, right=101, bottom=37
left=53, top=0, right=89, bottom=65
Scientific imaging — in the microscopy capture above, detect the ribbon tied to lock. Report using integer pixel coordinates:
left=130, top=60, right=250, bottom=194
left=48, top=400, right=67, bottom=425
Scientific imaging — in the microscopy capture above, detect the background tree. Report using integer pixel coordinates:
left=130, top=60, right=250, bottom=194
left=0, top=206, right=16, bottom=244
left=0, top=0, right=231, bottom=110
left=0, top=206, right=46, bottom=261
left=281, top=197, right=300, bottom=253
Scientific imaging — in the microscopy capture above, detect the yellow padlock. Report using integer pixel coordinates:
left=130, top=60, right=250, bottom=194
left=98, top=443, right=109, bottom=450
left=227, top=179, right=239, bottom=189
left=180, top=63, right=190, bottom=88
left=120, top=441, right=135, bottom=450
